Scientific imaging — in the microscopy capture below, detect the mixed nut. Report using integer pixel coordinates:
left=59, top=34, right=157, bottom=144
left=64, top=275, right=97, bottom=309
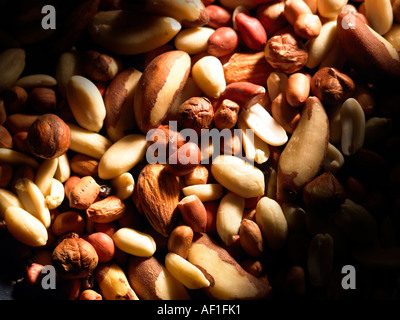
left=0, top=0, right=400, bottom=301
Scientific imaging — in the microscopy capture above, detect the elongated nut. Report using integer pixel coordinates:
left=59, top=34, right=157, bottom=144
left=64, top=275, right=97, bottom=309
left=4, top=206, right=48, bottom=247
left=239, top=219, right=264, bottom=257
left=271, top=93, right=301, bottom=134
left=277, top=97, right=329, bottom=202
left=45, top=178, right=65, bottom=210
left=165, top=252, right=210, bottom=289
left=0, top=48, right=26, bottom=91
left=0, top=188, right=22, bottom=219
left=68, top=123, right=112, bottom=160
left=340, top=98, right=366, bottom=156
left=286, top=72, right=310, bottom=107
left=178, top=195, right=207, bottom=233
left=35, top=158, right=58, bottom=196
left=52, top=211, right=85, bottom=236
left=83, top=50, right=121, bottom=82
left=187, top=233, right=272, bottom=299
left=110, top=172, right=135, bottom=200
left=14, top=178, right=51, bottom=228
left=88, top=11, right=181, bottom=55
left=86, top=196, right=125, bottom=223
left=211, top=155, right=265, bottom=198
left=113, top=227, right=156, bottom=257
left=55, top=153, right=71, bottom=183
left=168, top=225, right=194, bottom=259
left=66, top=75, right=106, bottom=133
left=235, top=12, right=267, bottom=51
left=307, top=233, right=333, bottom=287
left=207, top=26, right=239, bottom=57
left=219, top=82, right=266, bottom=109
left=184, top=164, right=209, bottom=186
left=322, top=142, right=345, bottom=173
left=128, top=256, right=190, bottom=300
left=69, top=175, right=101, bottom=210
left=192, top=55, right=226, bottom=98
left=15, top=74, right=57, bottom=88
left=267, top=71, right=288, bottom=102
left=98, top=134, right=147, bottom=180
left=0, top=148, right=39, bottom=169
left=255, top=196, right=288, bottom=250
left=216, top=192, right=245, bottom=246
left=56, top=48, right=83, bottom=98
left=181, top=184, right=223, bottom=202
left=134, top=50, right=191, bottom=133
left=95, top=263, right=139, bottom=300
left=364, top=0, right=393, bottom=35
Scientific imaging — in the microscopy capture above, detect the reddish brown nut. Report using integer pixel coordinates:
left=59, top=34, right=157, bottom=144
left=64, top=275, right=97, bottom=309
left=257, top=1, right=288, bottom=37
left=12, top=131, right=29, bottom=153
left=86, top=195, right=126, bottom=223
left=214, top=99, right=240, bottom=130
left=52, top=211, right=85, bottom=236
left=264, top=33, right=308, bottom=74
left=69, top=175, right=101, bottom=210
left=79, top=289, right=103, bottom=300
left=83, top=50, right=122, bottom=82
left=70, top=153, right=99, bottom=177
left=207, top=27, right=239, bottom=57
left=27, top=113, right=70, bottom=159
left=28, top=87, right=57, bottom=113
left=5, top=114, right=39, bottom=135
left=26, top=263, right=45, bottom=285
left=235, top=12, right=268, bottom=51
left=0, top=125, right=13, bottom=148
left=220, top=129, right=242, bottom=155
left=240, top=258, right=263, bottom=277
left=239, top=219, right=264, bottom=257
left=64, top=175, right=81, bottom=200
left=177, top=96, right=214, bottom=135
left=177, top=195, right=207, bottom=233
left=310, top=67, right=355, bottom=106
left=84, top=232, right=115, bottom=263
left=219, top=81, right=266, bottom=109
left=0, top=99, right=6, bottom=125
left=166, top=142, right=202, bottom=177
left=1, top=86, right=28, bottom=114
left=52, top=236, right=99, bottom=279
left=271, top=93, right=301, bottom=134
left=205, top=4, right=232, bottom=28
left=167, top=225, right=194, bottom=259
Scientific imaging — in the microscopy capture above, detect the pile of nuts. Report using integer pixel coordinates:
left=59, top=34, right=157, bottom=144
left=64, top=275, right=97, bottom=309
left=0, top=0, right=400, bottom=300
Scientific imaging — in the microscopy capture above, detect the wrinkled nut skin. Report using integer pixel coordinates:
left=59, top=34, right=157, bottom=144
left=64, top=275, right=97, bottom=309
left=177, top=97, right=214, bottom=134
left=264, top=33, right=308, bottom=74
left=52, top=237, right=98, bottom=279
left=214, top=99, right=240, bottom=130
left=69, top=176, right=101, bottom=209
left=310, top=67, right=355, bottom=106
left=27, top=113, right=70, bottom=159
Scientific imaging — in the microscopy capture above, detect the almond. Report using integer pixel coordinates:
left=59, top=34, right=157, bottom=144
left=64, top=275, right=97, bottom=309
left=136, top=164, right=181, bottom=237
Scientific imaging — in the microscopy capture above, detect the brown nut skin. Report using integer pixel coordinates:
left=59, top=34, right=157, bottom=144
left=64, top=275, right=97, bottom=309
left=83, top=232, right=115, bottom=263
left=69, top=176, right=101, bottom=210
left=177, top=96, right=214, bottom=135
left=235, top=12, right=268, bottom=51
left=310, top=67, right=355, bottom=106
left=207, top=27, right=239, bottom=57
left=0, top=125, right=12, bottom=149
left=264, top=33, right=308, bottom=74
left=167, top=225, right=194, bottom=259
left=165, top=142, right=202, bottom=177
left=83, top=50, right=122, bottom=82
left=27, top=113, right=70, bottom=159
left=1, top=86, right=28, bottom=114
left=205, top=4, right=232, bottom=28
left=52, top=236, right=99, bottom=279
left=218, top=81, right=266, bottom=109
left=28, top=87, right=57, bottom=114
left=79, top=289, right=102, bottom=300
left=257, top=1, right=288, bottom=37
left=214, top=99, right=240, bottom=130
left=177, top=195, right=208, bottom=233
left=239, top=219, right=264, bottom=257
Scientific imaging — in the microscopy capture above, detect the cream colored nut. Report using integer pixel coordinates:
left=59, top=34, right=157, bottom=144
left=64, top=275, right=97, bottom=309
left=322, top=142, right=345, bottom=173
left=174, top=27, right=215, bottom=55
left=181, top=183, right=224, bottom=202
left=66, top=75, right=106, bottom=133
left=317, top=0, right=348, bottom=18
left=319, top=38, right=346, bottom=70
left=306, top=20, right=337, bottom=69
left=384, top=24, right=400, bottom=51
left=184, top=164, right=209, bottom=186
left=0, top=48, right=25, bottom=91
left=237, top=111, right=270, bottom=165
left=98, top=134, right=147, bottom=180
left=0, top=148, right=39, bottom=169
left=110, top=172, right=135, bottom=200
left=56, top=48, right=83, bottom=98
left=35, top=158, right=58, bottom=197
left=54, top=153, right=70, bottom=183
left=187, top=233, right=271, bottom=299
left=165, top=252, right=210, bottom=289
left=211, top=155, right=265, bottom=198
left=307, top=233, right=333, bottom=287
left=128, top=256, right=190, bottom=300
left=216, top=192, right=245, bottom=246
left=4, top=206, right=48, bottom=247
left=14, top=178, right=51, bottom=228
left=364, top=0, right=393, bottom=35
left=45, top=178, right=65, bottom=210
left=112, top=227, right=156, bottom=257
left=68, top=123, right=112, bottom=160
left=267, top=71, right=288, bottom=102
left=286, top=72, right=310, bottom=107
left=192, top=55, right=226, bottom=98
left=88, top=10, right=181, bottom=55
left=277, top=97, right=329, bottom=202
left=0, top=188, right=23, bottom=219
left=340, top=98, right=365, bottom=156
left=255, top=196, right=288, bottom=250
left=95, top=263, right=139, bottom=300
left=15, top=74, right=57, bottom=88
left=240, top=103, right=288, bottom=146
left=52, top=211, right=85, bottom=236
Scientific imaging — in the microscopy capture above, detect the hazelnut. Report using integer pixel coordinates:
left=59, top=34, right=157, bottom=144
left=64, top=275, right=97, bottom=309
left=310, top=67, right=355, bottom=106
left=1, top=86, right=28, bottom=114
left=52, top=235, right=99, bottom=279
left=214, top=99, right=240, bottom=130
left=177, top=97, right=214, bottom=135
left=264, top=33, right=308, bottom=74
left=28, top=87, right=57, bottom=114
left=27, top=113, right=70, bottom=159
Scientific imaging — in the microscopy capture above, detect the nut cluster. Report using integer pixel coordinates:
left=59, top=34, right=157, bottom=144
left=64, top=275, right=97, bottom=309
left=0, top=0, right=400, bottom=302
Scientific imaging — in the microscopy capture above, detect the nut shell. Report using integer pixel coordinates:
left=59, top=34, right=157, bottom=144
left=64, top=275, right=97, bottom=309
left=27, top=113, right=70, bottom=159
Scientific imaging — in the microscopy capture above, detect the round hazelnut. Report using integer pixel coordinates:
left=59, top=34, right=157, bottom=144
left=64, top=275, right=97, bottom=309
left=27, top=113, right=70, bottom=159
left=264, top=33, right=308, bottom=74
left=28, top=87, right=57, bottom=113
left=177, top=97, right=214, bottom=135
left=52, top=236, right=99, bottom=279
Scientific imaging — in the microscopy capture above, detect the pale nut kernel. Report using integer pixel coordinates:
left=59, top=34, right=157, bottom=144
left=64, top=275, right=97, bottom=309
left=192, top=55, right=226, bottom=98
left=112, top=227, right=156, bottom=257
left=181, top=183, right=224, bottom=202
left=174, top=27, right=215, bottom=55
left=184, top=164, right=209, bottom=186
left=264, top=33, right=308, bottom=74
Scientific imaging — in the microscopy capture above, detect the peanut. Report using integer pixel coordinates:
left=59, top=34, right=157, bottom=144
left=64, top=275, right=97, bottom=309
left=112, top=227, right=156, bottom=257
left=192, top=55, right=226, bottom=98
